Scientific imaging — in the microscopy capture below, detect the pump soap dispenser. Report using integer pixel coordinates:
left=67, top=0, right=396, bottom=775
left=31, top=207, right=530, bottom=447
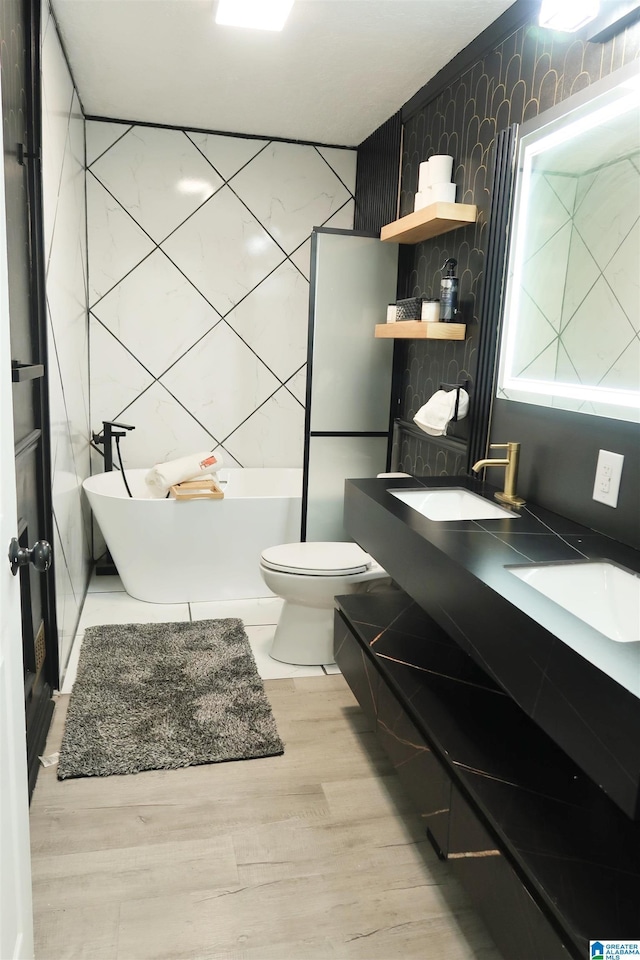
left=439, top=258, right=459, bottom=321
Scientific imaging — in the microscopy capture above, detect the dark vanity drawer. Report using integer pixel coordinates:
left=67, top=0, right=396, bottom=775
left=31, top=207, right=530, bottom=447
left=333, top=610, right=380, bottom=727
left=374, top=677, right=450, bottom=858
left=448, top=786, right=572, bottom=960
left=334, top=609, right=451, bottom=858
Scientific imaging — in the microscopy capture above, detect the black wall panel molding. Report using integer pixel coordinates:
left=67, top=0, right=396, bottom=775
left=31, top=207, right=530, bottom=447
left=84, top=113, right=354, bottom=151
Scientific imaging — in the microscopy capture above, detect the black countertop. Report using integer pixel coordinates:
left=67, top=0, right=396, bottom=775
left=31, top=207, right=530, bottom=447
left=335, top=590, right=640, bottom=955
left=344, top=474, right=640, bottom=820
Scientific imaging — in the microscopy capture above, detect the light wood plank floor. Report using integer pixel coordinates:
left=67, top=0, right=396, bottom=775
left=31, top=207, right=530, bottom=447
left=30, top=675, right=504, bottom=960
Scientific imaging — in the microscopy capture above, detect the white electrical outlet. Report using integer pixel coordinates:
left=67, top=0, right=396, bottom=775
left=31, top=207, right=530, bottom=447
left=592, top=450, right=624, bottom=507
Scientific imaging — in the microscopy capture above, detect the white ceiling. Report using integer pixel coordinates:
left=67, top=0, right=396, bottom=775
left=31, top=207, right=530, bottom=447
left=51, top=0, right=515, bottom=146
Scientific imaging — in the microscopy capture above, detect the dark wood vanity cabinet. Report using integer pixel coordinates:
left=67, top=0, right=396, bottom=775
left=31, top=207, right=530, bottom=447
left=336, top=477, right=640, bottom=958
left=375, top=677, right=451, bottom=860
left=447, top=787, right=572, bottom=960
left=333, top=592, right=637, bottom=960
left=335, top=610, right=451, bottom=858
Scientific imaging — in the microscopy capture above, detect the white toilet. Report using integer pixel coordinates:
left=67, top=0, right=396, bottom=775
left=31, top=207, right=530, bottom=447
left=259, top=541, right=388, bottom=665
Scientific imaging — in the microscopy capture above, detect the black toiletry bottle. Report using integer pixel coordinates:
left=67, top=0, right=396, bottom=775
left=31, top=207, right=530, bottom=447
left=439, top=258, right=459, bottom=321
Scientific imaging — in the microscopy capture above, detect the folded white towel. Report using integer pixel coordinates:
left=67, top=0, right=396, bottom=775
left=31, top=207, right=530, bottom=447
left=413, top=389, right=469, bottom=437
left=145, top=451, right=223, bottom=498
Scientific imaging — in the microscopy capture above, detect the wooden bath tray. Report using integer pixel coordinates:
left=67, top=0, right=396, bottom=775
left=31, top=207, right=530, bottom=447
left=170, top=478, right=224, bottom=500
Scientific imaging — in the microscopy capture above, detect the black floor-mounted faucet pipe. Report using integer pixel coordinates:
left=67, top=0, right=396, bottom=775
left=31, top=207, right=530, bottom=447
left=92, top=421, right=135, bottom=472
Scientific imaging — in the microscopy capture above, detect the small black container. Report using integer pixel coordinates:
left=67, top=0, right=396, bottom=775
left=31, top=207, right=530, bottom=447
left=395, top=297, right=423, bottom=320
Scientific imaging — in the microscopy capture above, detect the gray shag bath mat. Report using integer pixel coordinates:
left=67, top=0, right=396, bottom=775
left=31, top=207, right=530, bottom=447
left=58, top=618, right=284, bottom=779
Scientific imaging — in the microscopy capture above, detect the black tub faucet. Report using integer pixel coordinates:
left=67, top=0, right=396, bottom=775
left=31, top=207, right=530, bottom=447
left=92, top=420, right=135, bottom=471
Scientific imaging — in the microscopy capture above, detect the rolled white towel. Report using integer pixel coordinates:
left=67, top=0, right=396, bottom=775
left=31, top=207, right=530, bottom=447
left=145, top=451, right=223, bottom=498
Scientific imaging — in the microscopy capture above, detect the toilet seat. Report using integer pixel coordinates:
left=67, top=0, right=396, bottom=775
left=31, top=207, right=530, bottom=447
left=260, top=542, right=372, bottom=577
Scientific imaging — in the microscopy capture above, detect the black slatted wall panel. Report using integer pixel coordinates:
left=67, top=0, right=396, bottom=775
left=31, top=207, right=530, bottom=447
left=466, top=123, right=518, bottom=472
left=354, top=111, right=402, bottom=234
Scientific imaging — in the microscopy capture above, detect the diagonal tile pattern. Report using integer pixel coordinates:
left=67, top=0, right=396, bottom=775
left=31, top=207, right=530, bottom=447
left=509, top=155, right=640, bottom=394
left=186, top=131, right=269, bottom=180
left=90, top=126, right=224, bottom=243
left=160, top=321, right=281, bottom=441
left=85, top=120, right=132, bottom=166
left=224, top=386, right=306, bottom=466
left=91, top=248, right=222, bottom=377
left=561, top=277, right=636, bottom=384
left=162, top=185, right=285, bottom=315
left=117, top=382, right=231, bottom=468
left=225, top=260, right=310, bottom=382
left=87, top=121, right=356, bottom=474
left=573, top=158, right=639, bottom=271
left=86, top=175, right=155, bottom=304
left=229, top=141, right=352, bottom=253
left=89, top=316, right=155, bottom=423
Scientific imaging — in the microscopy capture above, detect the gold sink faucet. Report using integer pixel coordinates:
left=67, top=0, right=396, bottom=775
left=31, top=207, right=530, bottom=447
left=472, top=442, right=526, bottom=507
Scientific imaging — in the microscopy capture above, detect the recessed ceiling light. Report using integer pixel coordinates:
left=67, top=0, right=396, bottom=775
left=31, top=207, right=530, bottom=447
left=215, top=0, right=294, bottom=32
left=539, top=0, right=600, bottom=32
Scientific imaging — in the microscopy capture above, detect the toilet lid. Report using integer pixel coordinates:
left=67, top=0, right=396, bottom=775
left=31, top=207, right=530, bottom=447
left=261, top=542, right=373, bottom=576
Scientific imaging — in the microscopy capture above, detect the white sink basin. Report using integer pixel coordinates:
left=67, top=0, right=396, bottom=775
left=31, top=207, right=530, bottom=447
left=388, top=487, right=520, bottom=521
left=508, top=560, right=640, bottom=644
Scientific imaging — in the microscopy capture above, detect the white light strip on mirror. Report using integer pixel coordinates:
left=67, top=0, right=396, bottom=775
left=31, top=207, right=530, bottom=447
left=501, top=377, right=640, bottom=409
left=524, top=91, right=639, bottom=161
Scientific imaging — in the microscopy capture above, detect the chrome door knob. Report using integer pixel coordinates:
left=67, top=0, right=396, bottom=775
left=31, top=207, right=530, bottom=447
left=8, top=538, right=52, bottom=576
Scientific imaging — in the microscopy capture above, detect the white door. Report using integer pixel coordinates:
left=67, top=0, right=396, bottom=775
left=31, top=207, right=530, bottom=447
left=0, top=66, right=35, bottom=960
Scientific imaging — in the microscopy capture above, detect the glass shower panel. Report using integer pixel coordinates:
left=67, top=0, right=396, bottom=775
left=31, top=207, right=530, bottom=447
left=305, top=435, right=388, bottom=542
left=310, top=232, right=397, bottom=433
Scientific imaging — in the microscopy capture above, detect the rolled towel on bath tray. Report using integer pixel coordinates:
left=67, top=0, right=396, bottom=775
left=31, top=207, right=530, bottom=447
left=145, top=451, right=223, bottom=498
left=170, top=478, right=224, bottom=500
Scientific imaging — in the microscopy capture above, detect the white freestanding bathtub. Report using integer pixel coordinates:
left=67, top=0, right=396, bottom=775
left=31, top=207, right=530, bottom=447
left=82, top=468, right=302, bottom=603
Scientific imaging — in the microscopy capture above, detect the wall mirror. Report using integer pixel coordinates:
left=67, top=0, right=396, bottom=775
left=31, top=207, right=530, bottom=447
left=496, top=59, right=640, bottom=423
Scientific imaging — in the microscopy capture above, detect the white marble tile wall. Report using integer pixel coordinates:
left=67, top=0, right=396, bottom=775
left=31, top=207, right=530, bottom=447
left=41, top=0, right=92, bottom=676
left=564, top=155, right=640, bottom=391
left=86, top=121, right=356, bottom=480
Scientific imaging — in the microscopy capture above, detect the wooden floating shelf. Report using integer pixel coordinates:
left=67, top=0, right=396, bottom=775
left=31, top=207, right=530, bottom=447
left=375, top=322, right=466, bottom=340
left=380, top=202, right=477, bottom=244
